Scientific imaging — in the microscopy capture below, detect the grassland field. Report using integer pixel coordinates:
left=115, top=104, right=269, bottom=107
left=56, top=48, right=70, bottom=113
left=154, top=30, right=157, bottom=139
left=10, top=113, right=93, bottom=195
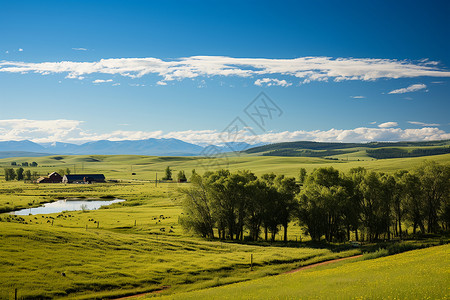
left=0, top=153, right=449, bottom=299
left=161, top=244, right=450, bottom=300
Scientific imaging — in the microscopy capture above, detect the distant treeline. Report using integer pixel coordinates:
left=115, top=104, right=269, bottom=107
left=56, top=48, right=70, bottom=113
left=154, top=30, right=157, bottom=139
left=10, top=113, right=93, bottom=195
left=262, top=149, right=349, bottom=157
left=180, top=161, right=450, bottom=242
left=367, top=147, right=450, bottom=159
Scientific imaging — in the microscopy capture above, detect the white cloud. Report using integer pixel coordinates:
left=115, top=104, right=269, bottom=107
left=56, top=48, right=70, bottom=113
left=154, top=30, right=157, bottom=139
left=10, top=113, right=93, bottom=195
left=18, top=48, right=23, bottom=52
left=351, top=96, right=365, bottom=99
left=254, top=78, right=292, bottom=87
left=156, top=80, right=167, bottom=86
left=0, top=56, right=449, bottom=85
left=378, top=122, right=398, bottom=128
left=0, top=119, right=449, bottom=145
left=0, top=119, right=84, bottom=143
left=408, top=121, right=440, bottom=127
left=370, top=121, right=377, bottom=125
left=92, top=79, right=113, bottom=83
left=5, top=51, right=8, bottom=54
left=112, top=83, right=120, bottom=86
left=388, top=83, right=427, bottom=94
left=72, top=48, right=87, bottom=51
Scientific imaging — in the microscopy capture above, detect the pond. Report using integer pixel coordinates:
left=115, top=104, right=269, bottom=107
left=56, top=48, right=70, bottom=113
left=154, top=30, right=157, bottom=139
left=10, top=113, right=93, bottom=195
left=10, top=198, right=126, bottom=215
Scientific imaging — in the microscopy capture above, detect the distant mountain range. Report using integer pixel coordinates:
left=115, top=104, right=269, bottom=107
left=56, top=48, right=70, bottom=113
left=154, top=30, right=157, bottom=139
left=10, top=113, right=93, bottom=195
left=2, top=139, right=449, bottom=160
left=0, top=139, right=261, bottom=158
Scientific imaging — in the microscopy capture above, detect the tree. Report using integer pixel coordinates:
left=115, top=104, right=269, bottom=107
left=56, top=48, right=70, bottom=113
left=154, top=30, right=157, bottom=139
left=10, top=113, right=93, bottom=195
left=177, top=170, right=187, bottom=182
left=162, top=166, right=172, bottom=180
left=65, top=168, right=71, bottom=175
left=22, top=162, right=29, bottom=167
left=24, top=170, right=32, bottom=181
left=31, top=162, right=38, bottom=167
left=4, top=168, right=10, bottom=181
left=7, top=168, right=16, bottom=181
left=16, top=167, right=24, bottom=181
left=274, top=175, right=299, bottom=242
left=401, top=172, right=424, bottom=234
left=179, top=172, right=215, bottom=238
left=11, top=162, right=16, bottom=166
left=415, top=161, right=450, bottom=233
left=299, top=168, right=307, bottom=184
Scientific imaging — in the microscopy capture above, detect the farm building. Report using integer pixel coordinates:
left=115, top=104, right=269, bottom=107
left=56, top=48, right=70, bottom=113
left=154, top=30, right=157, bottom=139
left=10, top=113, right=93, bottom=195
left=37, top=172, right=63, bottom=183
left=62, top=174, right=106, bottom=184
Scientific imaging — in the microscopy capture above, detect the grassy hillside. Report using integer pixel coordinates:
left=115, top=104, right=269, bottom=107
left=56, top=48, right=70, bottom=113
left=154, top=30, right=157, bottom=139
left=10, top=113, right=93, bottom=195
left=244, top=140, right=450, bottom=160
left=162, top=244, right=450, bottom=299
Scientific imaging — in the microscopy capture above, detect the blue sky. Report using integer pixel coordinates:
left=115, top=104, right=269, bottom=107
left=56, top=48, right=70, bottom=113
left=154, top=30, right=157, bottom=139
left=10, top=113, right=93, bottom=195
left=0, top=0, right=449, bottom=145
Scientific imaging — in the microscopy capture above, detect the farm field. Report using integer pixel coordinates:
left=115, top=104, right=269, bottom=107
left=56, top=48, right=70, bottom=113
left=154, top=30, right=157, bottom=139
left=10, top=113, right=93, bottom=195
left=0, top=153, right=449, bottom=299
left=1, top=153, right=450, bottom=181
left=0, top=180, right=361, bottom=299
left=161, top=244, right=450, bottom=300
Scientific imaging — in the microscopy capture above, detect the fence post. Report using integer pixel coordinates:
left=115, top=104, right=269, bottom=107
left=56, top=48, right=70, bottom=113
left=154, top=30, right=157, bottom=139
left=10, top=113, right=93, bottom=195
left=250, top=254, right=253, bottom=271
left=15, top=288, right=17, bottom=300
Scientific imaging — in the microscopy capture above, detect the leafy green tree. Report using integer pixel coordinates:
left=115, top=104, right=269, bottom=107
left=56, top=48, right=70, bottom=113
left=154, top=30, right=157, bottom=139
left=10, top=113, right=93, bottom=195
left=22, top=162, right=29, bottom=167
left=299, top=168, right=307, bottom=184
left=24, top=170, right=32, bottom=181
left=274, top=175, right=299, bottom=241
left=11, top=162, right=16, bottom=166
left=399, top=172, right=424, bottom=234
left=31, top=162, right=38, bottom=167
left=415, top=161, right=450, bottom=233
left=179, top=172, right=215, bottom=238
left=177, top=170, right=187, bottom=182
left=162, top=166, right=172, bottom=180
left=8, top=168, right=16, bottom=181
left=16, top=167, right=24, bottom=181
left=4, top=168, right=10, bottom=181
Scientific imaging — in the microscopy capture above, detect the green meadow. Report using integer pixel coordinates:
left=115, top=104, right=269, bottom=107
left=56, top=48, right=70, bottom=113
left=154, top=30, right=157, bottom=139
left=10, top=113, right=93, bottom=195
left=0, top=153, right=449, bottom=298
left=161, top=243, right=450, bottom=300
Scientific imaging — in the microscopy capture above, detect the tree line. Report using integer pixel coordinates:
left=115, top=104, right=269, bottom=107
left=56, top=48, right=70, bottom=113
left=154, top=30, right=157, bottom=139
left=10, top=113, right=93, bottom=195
left=3, top=168, right=39, bottom=181
left=179, top=161, right=449, bottom=242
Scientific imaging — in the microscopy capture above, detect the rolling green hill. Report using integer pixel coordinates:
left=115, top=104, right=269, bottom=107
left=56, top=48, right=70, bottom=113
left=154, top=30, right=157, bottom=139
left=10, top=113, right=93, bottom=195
left=162, top=244, right=450, bottom=300
left=1, top=152, right=450, bottom=182
left=244, top=140, right=450, bottom=160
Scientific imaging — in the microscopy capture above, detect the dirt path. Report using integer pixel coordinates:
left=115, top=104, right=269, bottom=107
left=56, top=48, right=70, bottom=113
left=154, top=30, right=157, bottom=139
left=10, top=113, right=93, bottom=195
left=284, top=254, right=363, bottom=274
left=113, top=286, right=170, bottom=299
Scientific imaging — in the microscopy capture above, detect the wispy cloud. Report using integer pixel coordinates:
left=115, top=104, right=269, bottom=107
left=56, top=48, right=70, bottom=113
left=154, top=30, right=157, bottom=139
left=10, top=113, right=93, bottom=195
left=18, top=48, right=23, bottom=52
left=388, top=83, right=427, bottom=94
left=1, top=56, right=449, bottom=85
left=72, top=48, right=87, bottom=51
left=351, top=96, right=365, bottom=99
left=378, top=122, right=398, bottom=128
left=408, top=121, right=440, bottom=127
left=254, top=78, right=292, bottom=87
left=0, top=119, right=449, bottom=144
left=92, top=79, right=113, bottom=83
